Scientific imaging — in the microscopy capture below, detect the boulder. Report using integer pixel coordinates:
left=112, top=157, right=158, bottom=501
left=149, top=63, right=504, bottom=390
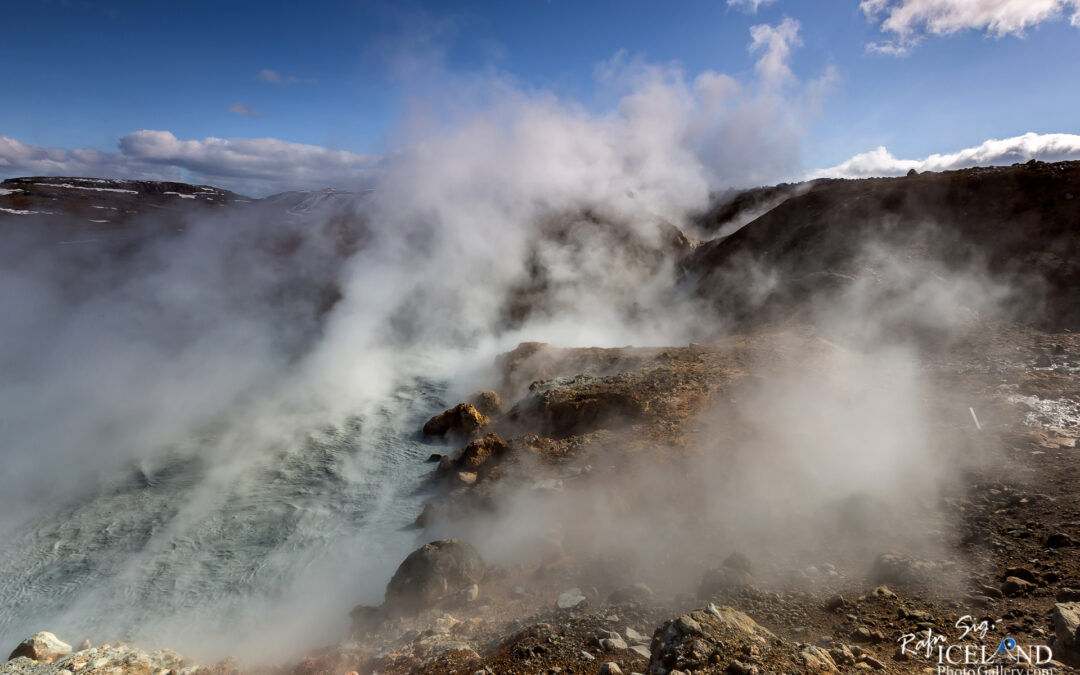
left=8, top=631, right=72, bottom=663
left=384, top=539, right=485, bottom=612
left=699, top=567, right=755, bottom=598
left=458, top=433, right=512, bottom=471
left=557, top=588, right=588, bottom=610
left=422, top=403, right=489, bottom=439
left=468, top=390, right=504, bottom=417
left=1047, top=532, right=1077, bottom=548
left=1002, top=576, right=1036, bottom=597
left=608, top=582, right=655, bottom=605
left=1052, top=602, right=1080, bottom=667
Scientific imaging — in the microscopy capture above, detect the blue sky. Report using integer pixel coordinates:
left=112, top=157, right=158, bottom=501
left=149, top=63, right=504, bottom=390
left=3, top=0, right=1080, bottom=194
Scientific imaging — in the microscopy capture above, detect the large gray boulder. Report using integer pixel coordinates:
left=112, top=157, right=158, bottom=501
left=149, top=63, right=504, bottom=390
left=384, top=539, right=485, bottom=612
left=1053, top=602, right=1080, bottom=666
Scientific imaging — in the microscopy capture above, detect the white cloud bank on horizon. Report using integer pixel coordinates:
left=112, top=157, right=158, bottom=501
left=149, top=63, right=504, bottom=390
left=862, top=0, right=1080, bottom=53
left=0, top=131, right=379, bottom=196
left=811, top=132, right=1080, bottom=179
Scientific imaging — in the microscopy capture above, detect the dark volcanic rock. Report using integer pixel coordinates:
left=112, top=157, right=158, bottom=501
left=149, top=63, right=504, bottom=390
left=384, top=539, right=485, bottom=612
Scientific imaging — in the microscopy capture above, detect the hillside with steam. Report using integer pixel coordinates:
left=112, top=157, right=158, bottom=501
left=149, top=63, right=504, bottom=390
left=1, top=160, right=1079, bottom=675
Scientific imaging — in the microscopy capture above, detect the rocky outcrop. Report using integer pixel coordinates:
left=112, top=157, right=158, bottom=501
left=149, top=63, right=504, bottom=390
left=422, top=404, right=490, bottom=440
left=384, top=539, right=486, bottom=613
left=689, top=160, right=1080, bottom=330
left=2, top=639, right=200, bottom=674
left=646, top=604, right=840, bottom=674
left=7, top=633, right=70, bottom=664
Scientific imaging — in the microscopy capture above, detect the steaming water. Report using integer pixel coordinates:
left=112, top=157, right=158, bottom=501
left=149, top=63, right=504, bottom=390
left=0, top=377, right=449, bottom=660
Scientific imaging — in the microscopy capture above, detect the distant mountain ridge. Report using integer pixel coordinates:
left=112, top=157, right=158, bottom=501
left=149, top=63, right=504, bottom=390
left=0, top=176, right=251, bottom=225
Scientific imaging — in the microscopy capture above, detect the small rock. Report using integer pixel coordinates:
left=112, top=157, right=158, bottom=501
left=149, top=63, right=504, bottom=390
left=600, top=663, right=624, bottom=675
left=852, top=626, right=884, bottom=643
left=558, top=588, right=588, bottom=610
left=862, top=655, right=886, bottom=670
left=1002, top=576, right=1036, bottom=597
left=458, top=583, right=479, bottom=603
left=799, top=645, right=837, bottom=671
left=608, top=582, right=655, bottom=604
left=601, top=638, right=628, bottom=651
left=726, top=659, right=757, bottom=675
left=581, top=650, right=596, bottom=661
left=1058, top=588, right=1080, bottom=602
left=675, top=614, right=702, bottom=636
left=870, top=586, right=896, bottom=600
left=1047, top=533, right=1077, bottom=548
left=78, top=639, right=91, bottom=651
left=630, top=644, right=651, bottom=658
left=830, top=645, right=856, bottom=665
left=625, top=627, right=646, bottom=643
left=1005, top=566, right=1038, bottom=583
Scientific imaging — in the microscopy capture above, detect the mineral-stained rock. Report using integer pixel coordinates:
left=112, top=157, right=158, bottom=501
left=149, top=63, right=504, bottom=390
left=458, top=433, right=512, bottom=471
left=384, top=539, right=486, bottom=613
left=468, top=390, right=504, bottom=417
left=422, top=403, right=490, bottom=439
left=8, top=631, right=71, bottom=663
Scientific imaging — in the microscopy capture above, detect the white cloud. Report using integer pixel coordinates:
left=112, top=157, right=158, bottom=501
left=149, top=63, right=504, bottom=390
left=862, top=0, right=1080, bottom=53
left=0, top=132, right=379, bottom=196
left=257, top=68, right=302, bottom=85
left=727, top=0, right=777, bottom=13
left=811, top=131, right=1080, bottom=178
left=749, top=16, right=801, bottom=85
left=228, top=102, right=266, bottom=118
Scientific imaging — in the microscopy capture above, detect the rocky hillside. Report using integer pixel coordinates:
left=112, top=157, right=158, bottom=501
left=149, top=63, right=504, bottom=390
left=690, top=160, right=1080, bottom=330
left=0, top=177, right=250, bottom=226
left=3, top=163, right=1079, bottom=674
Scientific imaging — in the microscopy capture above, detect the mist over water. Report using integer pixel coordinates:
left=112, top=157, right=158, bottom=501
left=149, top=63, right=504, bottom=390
left=0, top=35, right=984, bottom=663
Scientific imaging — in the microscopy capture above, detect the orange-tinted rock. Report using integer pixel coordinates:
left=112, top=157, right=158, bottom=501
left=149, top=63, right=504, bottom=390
left=458, top=433, right=512, bottom=470
left=468, top=390, right=504, bottom=417
left=422, top=403, right=490, bottom=438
